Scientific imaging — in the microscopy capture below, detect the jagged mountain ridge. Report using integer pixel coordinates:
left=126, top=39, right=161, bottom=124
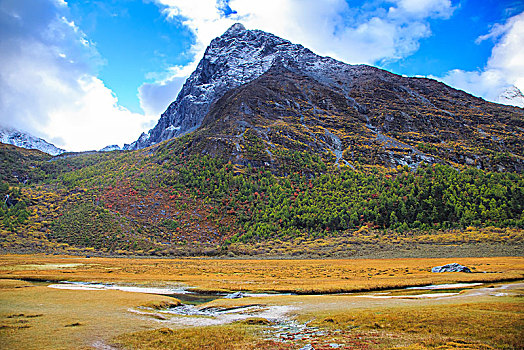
left=126, top=23, right=523, bottom=172
left=0, top=126, right=65, bottom=156
left=126, top=23, right=375, bottom=149
left=99, top=144, right=122, bottom=152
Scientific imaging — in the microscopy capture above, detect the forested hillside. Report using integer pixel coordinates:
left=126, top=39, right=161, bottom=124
left=1, top=136, right=522, bottom=257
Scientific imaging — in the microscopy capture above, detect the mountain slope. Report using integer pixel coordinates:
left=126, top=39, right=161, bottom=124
left=2, top=136, right=522, bottom=256
left=0, top=127, right=65, bottom=156
left=0, top=143, right=52, bottom=184
left=170, top=62, right=523, bottom=172
left=126, top=23, right=523, bottom=173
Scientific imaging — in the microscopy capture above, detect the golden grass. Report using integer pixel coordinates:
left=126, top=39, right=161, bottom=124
left=112, top=324, right=285, bottom=350
left=112, top=294, right=524, bottom=350
left=306, top=299, right=524, bottom=349
left=140, top=300, right=181, bottom=309
left=0, top=278, right=33, bottom=289
left=0, top=279, right=180, bottom=349
left=0, top=255, right=523, bottom=293
left=0, top=254, right=523, bottom=349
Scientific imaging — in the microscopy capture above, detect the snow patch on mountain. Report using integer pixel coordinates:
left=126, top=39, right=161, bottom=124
left=0, top=127, right=65, bottom=155
left=99, top=144, right=122, bottom=152
left=497, top=86, right=524, bottom=108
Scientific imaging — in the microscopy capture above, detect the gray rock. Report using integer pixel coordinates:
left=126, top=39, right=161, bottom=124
left=431, top=263, right=472, bottom=273
left=224, top=291, right=245, bottom=299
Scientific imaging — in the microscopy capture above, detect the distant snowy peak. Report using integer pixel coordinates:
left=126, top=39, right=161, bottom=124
left=99, top=144, right=122, bottom=152
left=0, top=127, right=65, bottom=156
left=497, top=86, right=524, bottom=108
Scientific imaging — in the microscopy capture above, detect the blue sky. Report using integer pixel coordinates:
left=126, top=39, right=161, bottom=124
left=1, top=0, right=523, bottom=151
left=384, top=0, right=520, bottom=75
left=66, top=0, right=194, bottom=113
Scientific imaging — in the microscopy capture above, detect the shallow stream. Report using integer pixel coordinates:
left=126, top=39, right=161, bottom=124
left=43, top=280, right=520, bottom=349
left=47, top=281, right=290, bottom=304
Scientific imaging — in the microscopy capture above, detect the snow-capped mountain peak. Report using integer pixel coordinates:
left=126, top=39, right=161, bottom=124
left=125, top=23, right=355, bottom=150
left=99, top=144, right=122, bottom=152
left=0, top=126, right=65, bottom=156
left=497, top=85, right=524, bottom=108
left=224, top=22, right=246, bottom=35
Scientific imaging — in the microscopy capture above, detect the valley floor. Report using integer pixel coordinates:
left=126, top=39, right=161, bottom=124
left=0, top=255, right=523, bottom=349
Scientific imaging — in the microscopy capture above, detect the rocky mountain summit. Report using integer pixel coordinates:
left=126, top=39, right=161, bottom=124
left=126, top=23, right=523, bottom=172
left=498, top=85, right=524, bottom=108
left=125, top=23, right=361, bottom=149
left=0, top=126, right=65, bottom=156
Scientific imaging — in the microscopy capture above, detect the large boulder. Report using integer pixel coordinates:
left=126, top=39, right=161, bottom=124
left=431, top=263, right=472, bottom=273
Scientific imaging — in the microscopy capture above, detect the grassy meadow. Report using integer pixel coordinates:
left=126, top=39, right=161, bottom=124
left=0, top=254, right=523, bottom=293
left=0, top=254, right=523, bottom=349
left=0, top=278, right=180, bottom=349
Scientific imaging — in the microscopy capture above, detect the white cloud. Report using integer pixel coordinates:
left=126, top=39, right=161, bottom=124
left=0, top=0, right=156, bottom=151
left=486, top=12, right=524, bottom=90
left=43, top=76, right=156, bottom=151
left=395, top=0, right=453, bottom=18
left=438, top=11, right=524, bottom=105
left=138, top=77, right=187, bottom=117
left=437, top=69, right=507, bottom=102
left=164, top=0, right=455, bottom=64
left=156, top=0, right=235, bottom=54
left=140, top=0, right=455, bottom=115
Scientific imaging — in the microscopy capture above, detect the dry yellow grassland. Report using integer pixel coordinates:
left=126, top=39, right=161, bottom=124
left=0, top=255, right=523, bottom=293
left=0, top=279, right=179, bottom=349
left=304, top=300, right=524, bottom=349
left=1, top=255, right=523, bottom=349
left=112, top=324, right=286, bottom=350
left=195, top=284, right=524, bottom=349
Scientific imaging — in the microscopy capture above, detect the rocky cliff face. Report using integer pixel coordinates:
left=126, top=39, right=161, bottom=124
left=0, top=126, right=65, bottom=156
left=179, top=63, right=523, bottom=172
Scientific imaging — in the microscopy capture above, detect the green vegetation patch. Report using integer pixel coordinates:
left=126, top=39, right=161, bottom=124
left=0, top=182, right=30, bottom=232
left=49, top=202, right=152, bottom=252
